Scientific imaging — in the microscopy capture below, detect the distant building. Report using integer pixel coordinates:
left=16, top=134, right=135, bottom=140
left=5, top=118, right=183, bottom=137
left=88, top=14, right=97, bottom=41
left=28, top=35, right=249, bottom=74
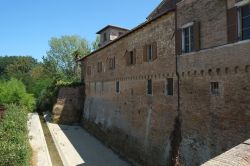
left=96, top=25, right=129, bottom=47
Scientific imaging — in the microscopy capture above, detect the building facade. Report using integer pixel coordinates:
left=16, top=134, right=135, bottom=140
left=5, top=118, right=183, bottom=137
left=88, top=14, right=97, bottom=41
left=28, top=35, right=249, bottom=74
left=80, top=0, right=250, bottom=165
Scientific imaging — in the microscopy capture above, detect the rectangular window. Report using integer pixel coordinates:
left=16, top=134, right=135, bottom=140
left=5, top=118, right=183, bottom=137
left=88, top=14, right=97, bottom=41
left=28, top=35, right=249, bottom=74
left=127, top=50, right=136, bottom=65
left=109, top=57, right=115, bottom=70
left=130, top=51, right=134, bottom=65
left=97, top=62, right=102, bottom=72
left=147, top=79, right=152, bottom=95
left=101, top=81, right=104, bottom=94
left=182, top=25, right=194, bottom=53
left=166, top=78, right=174, bottom=96
left=94, top=82, right=97, bottom=94
left=87, top=66, right=91, bottom=76
left=144, top=42, right=157, bottom=62
left=147, top=44, right=153, bottom=61
left=239, top=4, right=250, bottom=40
left=116, top=81, right=120, bottom=93
left=103, top=32, right=107, bottom=42
left=211, top=82, right=219, bottom=96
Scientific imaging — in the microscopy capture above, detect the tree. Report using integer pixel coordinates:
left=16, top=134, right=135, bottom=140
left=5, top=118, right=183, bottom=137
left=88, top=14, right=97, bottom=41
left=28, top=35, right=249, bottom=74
left=43, top=35, right=91, bottom=81
left=92, top=35, right=100, bottom=51
left=0, top=56, right=53, bottom=97
left=5, top=57, right=37, bottom=77
left=0, top=56, right=17, bottom=76
left=28, top=64, right=54, bottom=97
left=0, top=78, right=35, bottom=111
left=0, top=56, right=37, bottom=81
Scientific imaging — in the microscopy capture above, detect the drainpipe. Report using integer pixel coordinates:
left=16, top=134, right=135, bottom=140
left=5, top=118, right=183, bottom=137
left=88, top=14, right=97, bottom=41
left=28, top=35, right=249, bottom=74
left=169, top=1, right=182, bottom=165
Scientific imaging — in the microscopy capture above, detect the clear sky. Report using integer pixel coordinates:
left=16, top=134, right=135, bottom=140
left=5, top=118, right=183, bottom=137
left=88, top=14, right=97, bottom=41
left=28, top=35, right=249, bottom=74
left=0, top=0, right=161, bottom=61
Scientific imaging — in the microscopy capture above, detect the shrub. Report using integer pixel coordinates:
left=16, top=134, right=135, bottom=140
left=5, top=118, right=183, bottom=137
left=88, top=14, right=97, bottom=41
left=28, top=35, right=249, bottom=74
left=0, top=104, right=31, bottom=166
left=0, top=78, right=35, bottom=111
left=56, top=80, right=83, bottom=87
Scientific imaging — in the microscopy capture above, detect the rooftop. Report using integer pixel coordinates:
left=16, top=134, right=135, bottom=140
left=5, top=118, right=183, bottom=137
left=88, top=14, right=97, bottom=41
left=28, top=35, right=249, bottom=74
left=96, top=25, right=130, bottom=34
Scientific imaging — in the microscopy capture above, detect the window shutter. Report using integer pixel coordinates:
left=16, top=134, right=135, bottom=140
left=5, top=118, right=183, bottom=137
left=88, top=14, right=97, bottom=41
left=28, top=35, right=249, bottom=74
left=176, top=29, right=182, bottom=55
left=108, top=59, right=110, bottom=69
left=194, top=21, right=200, bottom=51
left=152, top=42, right=157, bottom=60
left=125, top=51, right=129, bottom=66
left=227, top=7, right=238, bottom=43
left=133, top=49, right=136, bottom=64
left=143, top=45, right=147, bottom=62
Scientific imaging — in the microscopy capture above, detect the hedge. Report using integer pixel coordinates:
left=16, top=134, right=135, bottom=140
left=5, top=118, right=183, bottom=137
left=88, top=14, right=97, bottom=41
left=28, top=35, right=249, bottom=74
left=0, top=104, right=31, bottom=166
left=0, top=78, right=35, bottom=112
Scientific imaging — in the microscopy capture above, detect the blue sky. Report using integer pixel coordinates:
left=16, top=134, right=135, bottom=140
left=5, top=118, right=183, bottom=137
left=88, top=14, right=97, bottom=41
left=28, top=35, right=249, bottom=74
left=0, top=0, right=161, bottom=61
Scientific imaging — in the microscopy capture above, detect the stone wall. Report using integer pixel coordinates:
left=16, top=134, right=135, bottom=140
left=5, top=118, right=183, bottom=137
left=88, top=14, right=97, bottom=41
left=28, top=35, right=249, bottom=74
left=82, top=12, right=178, bottom=166
left=53, top=86, right=84, bottom=124
left=201, top=139, right=250, bottom=165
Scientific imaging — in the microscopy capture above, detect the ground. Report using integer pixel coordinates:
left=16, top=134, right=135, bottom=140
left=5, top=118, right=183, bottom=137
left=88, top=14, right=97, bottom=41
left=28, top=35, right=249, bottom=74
left=28, top=113, right=130, bottom=166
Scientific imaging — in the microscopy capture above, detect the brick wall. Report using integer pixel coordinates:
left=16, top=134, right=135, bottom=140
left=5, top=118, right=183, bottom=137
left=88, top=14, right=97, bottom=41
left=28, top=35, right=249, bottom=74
left=82, top=12, right=177, bottom=166
left=177, top=0, right=250, bottom=165
left=177, top=0, right=228, bottom=49
left=53, top=86, right=84, bottom=124
left=178, top=40, right=250, bottom=165
left=80, top=0, right=250, bottom=165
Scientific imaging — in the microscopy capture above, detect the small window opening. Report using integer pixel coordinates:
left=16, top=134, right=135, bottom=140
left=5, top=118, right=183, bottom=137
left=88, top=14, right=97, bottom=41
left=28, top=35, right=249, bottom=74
left=147, top=79, right=152, bottom=95
left=166, top=78, right=174, bottom=96
left=116, top=81, right=120, bottom=93
left=211, top=82, right=219, bottom=96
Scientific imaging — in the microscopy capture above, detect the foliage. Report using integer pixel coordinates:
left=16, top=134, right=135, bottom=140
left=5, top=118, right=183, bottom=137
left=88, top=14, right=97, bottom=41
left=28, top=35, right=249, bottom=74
left=0, top=56, right=37, bottom=81
left=56, top=80, right=83, bottom=87
left=43, top=35, right=91, bottom=81
left=0, top=35, right=89, bottom=113
left=0, top=79, right=35, bottom=112
left=92, top=35, right=100, bottom=51
left=0, top=104, right=31, bottom=166
left=0, top=56, right=18, bottom=76
left=36, top=80, right=59, bottom=113
left=28, top=64, right=54, bottom=97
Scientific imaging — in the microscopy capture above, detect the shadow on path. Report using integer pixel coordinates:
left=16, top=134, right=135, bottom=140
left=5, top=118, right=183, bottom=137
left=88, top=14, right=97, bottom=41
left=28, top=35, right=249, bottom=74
left=50, top=123, right=130, bottom=166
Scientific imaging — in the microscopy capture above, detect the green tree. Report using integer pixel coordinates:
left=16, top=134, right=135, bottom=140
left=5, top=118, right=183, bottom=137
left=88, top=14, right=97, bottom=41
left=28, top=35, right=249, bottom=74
left=43, top=35, right=91, bottom=81
left=0, top=79, right=35, bottom=111
left=28, top=64, right=54, bottom=97
left=0, top=56, right=37, bottom=80
left=92, top=35, right=100, bottom=51
left=0, top=56, right=17, bottom=76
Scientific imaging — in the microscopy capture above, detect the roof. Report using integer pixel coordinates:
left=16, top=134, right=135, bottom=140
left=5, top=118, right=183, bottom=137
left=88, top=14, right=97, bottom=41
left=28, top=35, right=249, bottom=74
left=79, top=4, right=176, bottom=62
left=147, top=0, right=176, bottom=20
left=96, top=25, right=130, bottom=34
